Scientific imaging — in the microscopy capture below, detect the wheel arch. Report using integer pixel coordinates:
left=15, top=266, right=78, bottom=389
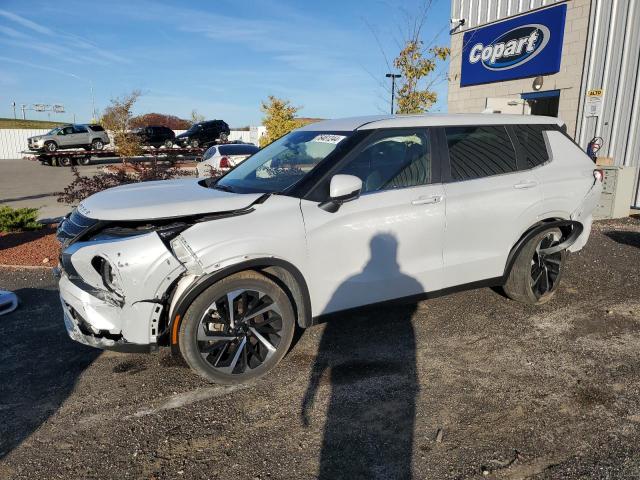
left=502, top=217, right=583, bottom=281
left=168, top=257, right=312, bottom=352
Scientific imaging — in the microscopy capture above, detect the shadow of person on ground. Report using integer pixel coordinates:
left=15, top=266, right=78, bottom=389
left=301, top=233, right=421, bottom=479
left=605, top=230, right=640, bottom=249
left=0, top=287, right=99, bottom=458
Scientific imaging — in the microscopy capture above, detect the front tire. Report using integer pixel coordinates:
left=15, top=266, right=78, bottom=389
left=503, top=229, right=566, bottom=305
left=58, top=156, right=72, bottom=167
left=44, top=141, right=57, bottom=152
left=91, top=139, right=104, bottom=151
left=190, top=139, right=200, bottom=148
left=179, top=271, right=296, bottom=384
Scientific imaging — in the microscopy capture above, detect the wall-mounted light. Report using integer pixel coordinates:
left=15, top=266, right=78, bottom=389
left=450, top=18, right=466, bottom=33
left=533, top=76, right=544, bottom=91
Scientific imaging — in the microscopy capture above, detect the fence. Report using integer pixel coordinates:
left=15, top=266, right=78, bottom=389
left=0, top=127, right=264, bottom=160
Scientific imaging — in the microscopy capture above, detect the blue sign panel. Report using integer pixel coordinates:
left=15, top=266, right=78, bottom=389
left=460, top=4, right=566, bottom=87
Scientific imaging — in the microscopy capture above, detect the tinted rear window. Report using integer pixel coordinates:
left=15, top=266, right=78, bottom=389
left=218, top=144, right=259, bottom=155
left=512, top=124, right=550, bottom=168
left=445, top=126, right=517, bottom=181
left=88, top=125, right=104, bottom=131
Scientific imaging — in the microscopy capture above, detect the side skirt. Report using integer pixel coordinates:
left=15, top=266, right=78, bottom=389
left=310, top=276, right=504, bottom=326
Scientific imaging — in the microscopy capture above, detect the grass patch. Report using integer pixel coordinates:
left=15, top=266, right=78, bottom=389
left=0, top=117, right=65, bottom=129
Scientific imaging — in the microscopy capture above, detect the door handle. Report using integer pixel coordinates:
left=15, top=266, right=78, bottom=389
left=411, top=195, right=443, bottom=205
left=513, top=180, right=538, bottom=189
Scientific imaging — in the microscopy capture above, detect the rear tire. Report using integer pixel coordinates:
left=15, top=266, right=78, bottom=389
left=91, top=139, right=104, bottom=151
left=59, top=156, right=72, bottom=167
left=503, top=228, right=566, bottom=305
left=179, top=270, right=296, bottom=384
left=219, top=132, right=229, bottom=142
left=163, top=139, right=173, bottom=148
left=77, top=157, right=91, bottom=166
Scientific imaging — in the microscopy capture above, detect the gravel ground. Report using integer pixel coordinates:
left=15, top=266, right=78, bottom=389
left=0, top=217, right=639, bottom=479
left=0, top=226, right=59, bottom=266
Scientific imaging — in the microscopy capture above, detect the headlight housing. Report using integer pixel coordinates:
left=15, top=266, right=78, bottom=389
left=92, top=256, right=124, bottom=296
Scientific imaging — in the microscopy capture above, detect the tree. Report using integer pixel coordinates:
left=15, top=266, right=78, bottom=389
left=130, top=113, right=191, bottom=130
left=190, top=109, right=206, bottom=124
left=100, top=90, right=142, bottom=159
left=393, top=42, right=449, bottom=114
left=365, top=1, right=450, bottom=114
left=259, top=96, right=302, bottom=147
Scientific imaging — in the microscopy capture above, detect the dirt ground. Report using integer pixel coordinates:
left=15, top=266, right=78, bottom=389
left=0, top=217, right=639, bottom=479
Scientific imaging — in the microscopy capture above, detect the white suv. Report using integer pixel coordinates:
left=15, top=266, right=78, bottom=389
left=56, top=114, right=602, bottom=384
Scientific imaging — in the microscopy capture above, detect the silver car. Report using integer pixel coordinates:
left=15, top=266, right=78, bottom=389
left=28, top=124, right=110, bottom=152
left=196, top=143, right=260, bottom=177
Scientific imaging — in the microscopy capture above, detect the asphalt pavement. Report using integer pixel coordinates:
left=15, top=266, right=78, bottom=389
left=0, top=217, right=639, bottom=479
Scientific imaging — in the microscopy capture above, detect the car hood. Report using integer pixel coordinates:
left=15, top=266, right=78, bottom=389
left=77, top=178, right=265, bottom=221
left=175, top=132, right=192, bottom=139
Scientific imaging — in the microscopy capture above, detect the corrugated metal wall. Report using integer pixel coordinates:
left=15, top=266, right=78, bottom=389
left=575, top=0, right=640, bottom=206
left=451, top=0, right=562, bottom=31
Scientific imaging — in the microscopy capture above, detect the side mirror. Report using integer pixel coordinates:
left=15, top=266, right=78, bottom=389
left=319, top=174, right=362, bottom=212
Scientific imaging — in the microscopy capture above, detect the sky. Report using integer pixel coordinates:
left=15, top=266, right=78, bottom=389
left=0, top=0, right=451, bottom=127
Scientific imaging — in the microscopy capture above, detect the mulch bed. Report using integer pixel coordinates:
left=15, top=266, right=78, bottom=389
left=102, top=160, right=197, bottom=174
left=0, top=226, right=60, bottom=267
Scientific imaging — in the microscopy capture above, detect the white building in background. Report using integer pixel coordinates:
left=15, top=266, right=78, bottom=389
left=448, top=0, right=640, bottom=208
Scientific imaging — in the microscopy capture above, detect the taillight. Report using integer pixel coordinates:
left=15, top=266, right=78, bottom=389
left=593, top=168, right=604, bottom=182
left=219, top=156, right=231, bottom=168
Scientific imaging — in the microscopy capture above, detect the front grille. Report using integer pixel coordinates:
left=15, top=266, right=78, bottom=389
left=56, top=209, right=99, bottom=245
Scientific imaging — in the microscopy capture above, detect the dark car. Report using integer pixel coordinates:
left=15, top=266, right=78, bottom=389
left=174, top=120, right=230, bottom=148
left=132, top=126, right=175, bottom=148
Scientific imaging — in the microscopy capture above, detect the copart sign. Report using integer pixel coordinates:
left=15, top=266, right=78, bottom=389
left=460, top=4, right=566, bottom=87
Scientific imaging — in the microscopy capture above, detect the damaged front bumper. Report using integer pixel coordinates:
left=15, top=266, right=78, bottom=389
left=56, top=231, right=186, bottom=352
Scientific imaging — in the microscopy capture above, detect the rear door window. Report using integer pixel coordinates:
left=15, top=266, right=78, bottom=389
left=445, top=126, right=517, bottom=181
left=512, top=124, right=550, bottom=169
left=73, top=125, right=88, bottom=134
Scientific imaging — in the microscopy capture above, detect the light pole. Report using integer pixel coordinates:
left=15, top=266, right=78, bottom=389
left=385, top=73, right=401, bottom=114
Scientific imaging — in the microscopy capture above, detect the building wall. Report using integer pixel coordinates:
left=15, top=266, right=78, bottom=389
left=575, top=0, right=640, bottom=206
left=448, top=0, right=590, bottom=137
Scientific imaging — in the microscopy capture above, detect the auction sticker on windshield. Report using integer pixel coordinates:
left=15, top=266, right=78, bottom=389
left=311, top=134, right=346, bottom=144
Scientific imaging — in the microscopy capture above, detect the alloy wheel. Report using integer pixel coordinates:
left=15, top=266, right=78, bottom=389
left=196, top=288, right=284, bottom=375
left=530, top=232, right=562, bottom=299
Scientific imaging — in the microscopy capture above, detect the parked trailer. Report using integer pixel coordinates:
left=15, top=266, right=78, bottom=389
left=23, top=147, right=206, bottom=167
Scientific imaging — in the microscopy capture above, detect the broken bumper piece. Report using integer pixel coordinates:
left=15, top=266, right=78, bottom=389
left=59, top=274, right=153, bottom=353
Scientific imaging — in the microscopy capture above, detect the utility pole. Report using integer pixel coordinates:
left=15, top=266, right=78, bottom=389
left=385, top=73, right=401, bottom=114
left=20, top=104, right=26, bottom=120
left=11, top=101, right=16, bottom=120
left=90, top=80, right=96, bottom=122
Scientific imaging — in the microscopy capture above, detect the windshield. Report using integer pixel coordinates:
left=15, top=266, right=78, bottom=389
left=186, top=124, right=202, bottom=134
left=47, top=127, right=61, bottom=135
left=214, top=131, right=351, bottom=193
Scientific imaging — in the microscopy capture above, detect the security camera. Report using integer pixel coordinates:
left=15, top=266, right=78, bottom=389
left=450, top=18, right=466, bottom=26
